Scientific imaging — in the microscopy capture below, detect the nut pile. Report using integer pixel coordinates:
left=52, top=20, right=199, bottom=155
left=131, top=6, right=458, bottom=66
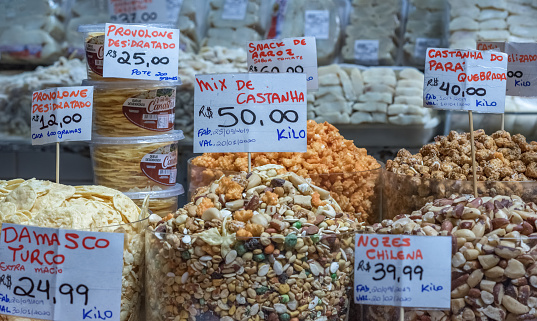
left=365, top=193, right=537, bottom=321
left=384, top=130, right=537, bottom=218
left=146, top=165, right=358, bottom=321
left=191, top=120, right=381, bottom=223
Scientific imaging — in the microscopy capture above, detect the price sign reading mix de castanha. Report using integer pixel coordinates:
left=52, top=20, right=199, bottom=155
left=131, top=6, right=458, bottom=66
left=423, top=48, right=508, bottom=113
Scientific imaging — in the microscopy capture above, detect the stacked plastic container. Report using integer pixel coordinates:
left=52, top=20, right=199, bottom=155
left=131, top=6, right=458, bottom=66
left=79, top=23, right=185, bottom=217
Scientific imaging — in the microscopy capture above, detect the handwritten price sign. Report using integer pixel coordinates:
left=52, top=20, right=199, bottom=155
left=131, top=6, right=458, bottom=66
left=247, top=37, right=318, bottom=90
left=31, top=86, right=93, bottom=146
left=0, top=224, right=123, bottom=321
left=423, top=48, right=508, bottom=113
left=354, top=234, right=451, bottom=309
left=108, top=0, right=182, bottom=24
left=103, top=23, right=179, bottom=81
left=194, top=73, right=307, bottom=153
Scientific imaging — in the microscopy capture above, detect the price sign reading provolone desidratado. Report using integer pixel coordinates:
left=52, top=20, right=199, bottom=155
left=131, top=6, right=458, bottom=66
left=423, top=48, right=508, bottom=113
left=194, top=73, right=307, bottom=153
left=103, top=23, right=179, bottom=81
left=0, top=224, right=124, bottom=321
left=31, top=86, right=94, bottom=145
left=354, top=234, right=451, bottom=309
left=247, top=37, right=318, bottom=90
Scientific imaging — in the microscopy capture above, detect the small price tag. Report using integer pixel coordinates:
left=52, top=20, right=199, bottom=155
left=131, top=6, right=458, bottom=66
left=414, top=38, right=442, bottom=59
left=304, top=10, right=329, bottom=40
left=354, top=40, right=379, bottom=65
left=423, top=48, right=508, bottom=113
left=247, top=37, right=318, bottom=90
left=103, top=23, right=180, bottom=81
left=31, top=86, right=93, bottom=146
left=194, top=73, right=307, bottom=153
left=354, top=234, right=451, bottom=309
left=0, top=224, right=124, bottom=321
left=478, top=42, right=537, bottom=97
left=108, top=0, right=181, bottom=24
left=221, top=0, right=248, bottom=20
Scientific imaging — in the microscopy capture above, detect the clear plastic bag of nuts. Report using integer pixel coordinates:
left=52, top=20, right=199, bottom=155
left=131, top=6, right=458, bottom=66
left=357, top=193, right=537, bottom=320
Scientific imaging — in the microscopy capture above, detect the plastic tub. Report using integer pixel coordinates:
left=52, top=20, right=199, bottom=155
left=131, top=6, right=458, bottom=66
left=123, top=184, right=184, bottom=217
left=82, top=79, right=180, bottom=137
left=145, top=230, right=356, bottom=321
left=91, top=130, right=184, bottom=192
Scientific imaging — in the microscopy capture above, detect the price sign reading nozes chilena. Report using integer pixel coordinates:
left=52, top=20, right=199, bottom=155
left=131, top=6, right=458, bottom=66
left=0, top=224, right=124, bottom=321
left=423, top=48, right=508, bottom=113
left=103, top=23, right=179, bottom=81
left=194, top=73, right=307, bottom=153
left=354, top=234, right=451, bottom=309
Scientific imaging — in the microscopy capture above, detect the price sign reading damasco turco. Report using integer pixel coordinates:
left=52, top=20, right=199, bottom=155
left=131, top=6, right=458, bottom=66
left=103, top=23, right=179, bottom=81
left=354, top=234, right=451, bottom=309
left=247, top=37, right=318, bottom=90
left=423, top=48, right=508, bottom=113
left=194, top=73, right=307, bottom=153
left=0, top=224, right=124, bottom=321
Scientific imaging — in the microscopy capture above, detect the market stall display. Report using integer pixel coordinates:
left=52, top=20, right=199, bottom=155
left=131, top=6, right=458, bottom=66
left=176, top=0, right=204, bottom=52
left=146, top=164, right=358, bottom=321
left=65, top=0, right=108, bottom=56
left=123, top=183, right=185, bottom=217
left=0, top=178, right=146, bottom=321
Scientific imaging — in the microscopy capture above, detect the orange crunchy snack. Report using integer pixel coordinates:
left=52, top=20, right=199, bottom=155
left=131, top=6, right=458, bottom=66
left=191, top=120, right=381, bottom=223
left=215, top=176, right=243, bottom=201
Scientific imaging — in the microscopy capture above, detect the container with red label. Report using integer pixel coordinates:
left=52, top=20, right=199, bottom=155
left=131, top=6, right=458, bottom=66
left=83, top=79, right=180, bottom=137
left=90, top=130, right=184, bottom=192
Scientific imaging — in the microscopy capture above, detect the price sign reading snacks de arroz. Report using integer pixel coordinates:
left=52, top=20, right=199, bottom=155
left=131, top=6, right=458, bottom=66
left=194, top=73, right=307, bottom=153
left=354, top=234, right=451, bottom=309
left=423, top=48, right=508, bottom=113
left=103, top=23, right=179, bottom=81
left=247, top=37, right=318, bottom=90
left=0, top=223, right=123, bottom=321
left=31, top=86, right=93, bottom=146
left=477, top=42, right=537, bottom=97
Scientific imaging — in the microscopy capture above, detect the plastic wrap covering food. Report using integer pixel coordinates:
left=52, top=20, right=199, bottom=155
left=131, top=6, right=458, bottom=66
left=65, top=0, right=108, bottom=56
left=176, top=0, right=203, bottom=52
left=190, top=120, right=382, bottom=224
left=146, top=165, right=359, bottom=321
left=342, top=0, right=401, bottom=66
left=277, top=0, right=342, bottom=66
left=402, top=0, right=449, bottom=67
left=0, top=0, right=66, bottom=65
left=175, top=46, right=248, bottom=140
left=0, top=57, right=86, bottom=138
left=384, top=130, right=537, bottom=218
left=308, top=65, right=437, bottom=127
left=202, top=0, right=273, bottom=49
left=448, top=0, right=537, bottom=49
left=0, top=179, right=146, bottom=321
left=362, top=193, right=537, bottom=321
left=123, top=183, right=184, bottom=217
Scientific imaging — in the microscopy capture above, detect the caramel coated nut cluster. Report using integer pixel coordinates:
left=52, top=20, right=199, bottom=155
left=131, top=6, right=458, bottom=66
left=365, top=194, right=537, bottom=321
left=146, top=165, right=358, bottom=321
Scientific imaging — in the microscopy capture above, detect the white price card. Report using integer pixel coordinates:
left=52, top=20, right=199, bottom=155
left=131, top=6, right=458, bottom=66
left=247, top=37, right=318, bottom=90
left=31, top=86, right=93, bottom=146
left=304, top=10, right=329, bottom=40
left=354, top=234, right=451, bottom=309
left=0, top=224, right=124, bottom=321
left=194, top=73, right=307, bottom=153
left=108, top=0, right=181, bottom=24
left=423, top=48, right=508, bottom=113
left=221, top=0, right=248, bottom=20
left=103, top=23, right=179, bottom=81
left=478, top=42, right=537, bottom=97
left=354, top=40, right=379, bottom=65
left=414, top=38, right=442, bottom=59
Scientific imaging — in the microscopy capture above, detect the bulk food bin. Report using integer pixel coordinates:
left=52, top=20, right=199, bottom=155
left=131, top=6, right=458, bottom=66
left=123, top=183, right=185, bottom=217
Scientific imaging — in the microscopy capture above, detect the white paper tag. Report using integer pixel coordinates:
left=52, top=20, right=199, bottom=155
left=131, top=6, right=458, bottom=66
left=194, top=73, right=307, bottom=153
left=423, top=48, right=508, bottom=113
left=31, top=86, right=93, bottom=146
left=221, top=0, right=248, bottom=20
left=0, top=224, right=124, bottom=321
left=304, top=10, right=329, bottom=40
left=414, top=38, right=442, bottom=59
left=354, top=234, right=451, bottom=309
left=354, top=40, right=379, bottom=65
left=103, top=23, right=180, bottom=81
left=108, top=0, right=179, bottom=24
left=247, top=37, right=318, bottom=90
